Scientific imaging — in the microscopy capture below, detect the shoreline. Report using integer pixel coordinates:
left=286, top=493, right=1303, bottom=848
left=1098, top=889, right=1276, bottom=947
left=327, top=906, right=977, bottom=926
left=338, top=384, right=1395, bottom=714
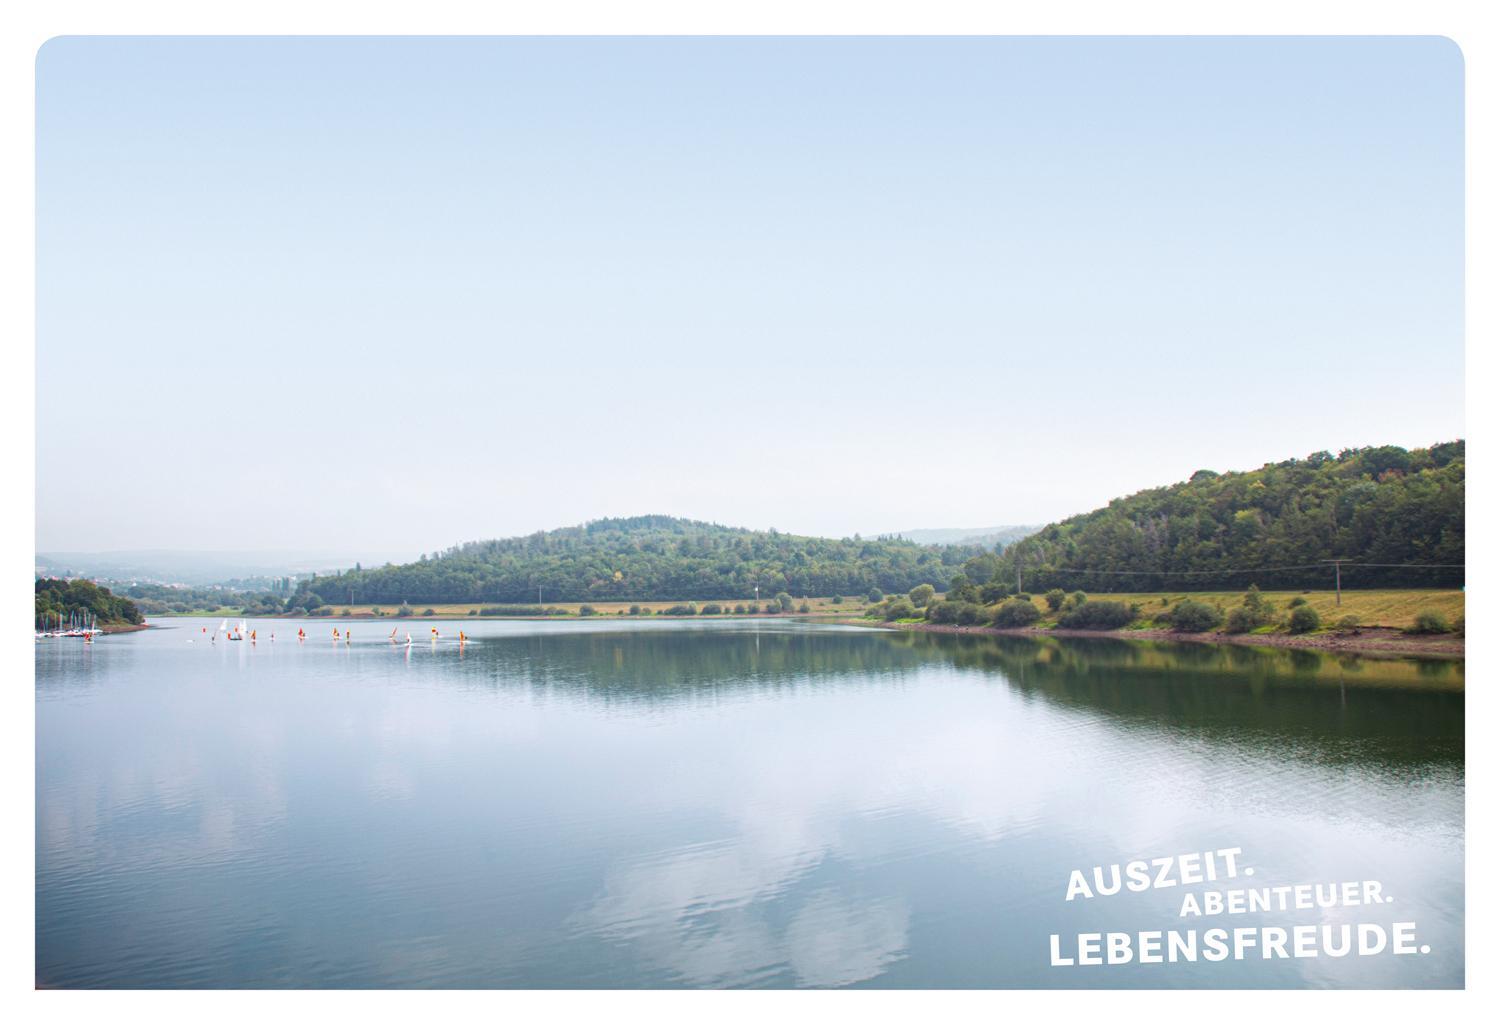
left=129, top=612, right=1463, bottom=658
left=858, top=620, right=1464, bottom=659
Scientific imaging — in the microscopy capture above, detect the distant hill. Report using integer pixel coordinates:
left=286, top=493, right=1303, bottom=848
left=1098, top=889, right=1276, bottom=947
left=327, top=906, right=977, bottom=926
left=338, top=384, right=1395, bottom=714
left=293, top=515, right=979, bottom=607
left=893, top=525, right=1040, bottom=549
left=34, top=549, right=414, bottom=587
left=994, top=442, right=1464, bottom=592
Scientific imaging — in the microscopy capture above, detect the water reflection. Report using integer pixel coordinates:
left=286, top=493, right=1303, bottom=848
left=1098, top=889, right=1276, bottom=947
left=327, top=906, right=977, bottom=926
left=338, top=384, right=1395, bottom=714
left=37, top=620, right=1463, bottom=988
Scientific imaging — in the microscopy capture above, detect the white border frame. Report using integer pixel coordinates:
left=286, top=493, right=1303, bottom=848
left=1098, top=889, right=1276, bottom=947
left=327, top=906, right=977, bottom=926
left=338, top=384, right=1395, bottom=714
left=4, top=3, right=1491, bottom=1022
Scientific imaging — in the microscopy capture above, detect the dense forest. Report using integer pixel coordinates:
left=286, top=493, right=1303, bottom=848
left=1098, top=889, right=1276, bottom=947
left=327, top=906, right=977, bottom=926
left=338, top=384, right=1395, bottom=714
left=292, top=516, right=977, bottom=608
left=993, top=442, right=1464, bottom=592
left=35, top=578, right=144, bottom=628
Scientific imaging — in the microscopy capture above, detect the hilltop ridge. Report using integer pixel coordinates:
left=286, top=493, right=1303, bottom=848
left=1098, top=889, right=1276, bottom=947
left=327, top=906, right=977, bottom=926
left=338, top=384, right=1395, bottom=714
left=293, top=515, right=977, bottom=607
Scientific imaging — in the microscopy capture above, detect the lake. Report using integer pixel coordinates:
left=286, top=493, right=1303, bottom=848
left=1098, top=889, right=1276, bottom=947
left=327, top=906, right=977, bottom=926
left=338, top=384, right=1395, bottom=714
left=35, top=617, right=1464, bottom=988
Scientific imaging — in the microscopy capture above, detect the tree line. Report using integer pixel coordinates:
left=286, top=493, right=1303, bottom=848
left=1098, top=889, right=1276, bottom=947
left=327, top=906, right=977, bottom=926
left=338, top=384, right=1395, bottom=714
left=992, top=442, right=1463, bottom=592
left=35, top=578, right=144, bottom=628
left=291, top=515, right=977, bottom=608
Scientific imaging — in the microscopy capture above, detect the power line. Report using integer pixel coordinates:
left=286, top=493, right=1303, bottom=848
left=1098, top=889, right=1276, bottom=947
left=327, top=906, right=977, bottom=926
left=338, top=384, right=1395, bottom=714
left=1011, top=561, right=1462, bottom=577
left=1345, top=562, right=1465, bottom=569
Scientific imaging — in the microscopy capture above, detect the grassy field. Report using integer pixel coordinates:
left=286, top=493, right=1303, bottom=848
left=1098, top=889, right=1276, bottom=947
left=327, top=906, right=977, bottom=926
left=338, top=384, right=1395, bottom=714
left=1054, top=589, right=1464, bottom=630
left=306, top=589, right=1460, bottom=631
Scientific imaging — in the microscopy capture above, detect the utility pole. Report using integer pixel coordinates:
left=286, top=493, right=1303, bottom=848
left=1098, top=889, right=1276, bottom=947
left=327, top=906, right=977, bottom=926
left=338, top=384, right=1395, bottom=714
left=1321, top=559, right=1348, bottom=606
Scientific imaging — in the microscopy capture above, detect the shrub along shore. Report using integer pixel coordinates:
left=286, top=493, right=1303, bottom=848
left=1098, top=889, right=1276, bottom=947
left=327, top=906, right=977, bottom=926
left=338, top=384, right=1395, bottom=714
left=861, top=585, right=1464, bottom=658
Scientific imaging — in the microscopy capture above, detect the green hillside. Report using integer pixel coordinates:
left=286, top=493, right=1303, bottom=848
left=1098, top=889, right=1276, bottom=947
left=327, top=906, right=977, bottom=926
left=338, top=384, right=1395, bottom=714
left=995, top=442, right=1464, bottom=592
left=293, top=515, right=976, bottom=608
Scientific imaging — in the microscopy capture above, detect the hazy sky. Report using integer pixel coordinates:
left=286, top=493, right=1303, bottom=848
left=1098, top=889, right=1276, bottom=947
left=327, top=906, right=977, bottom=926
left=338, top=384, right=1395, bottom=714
left=36, top=36, right=1464, bottom=556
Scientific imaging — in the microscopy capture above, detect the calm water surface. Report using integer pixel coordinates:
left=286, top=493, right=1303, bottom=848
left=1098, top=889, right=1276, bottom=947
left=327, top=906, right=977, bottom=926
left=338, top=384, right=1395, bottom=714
left=36, top=618, right=1463, bottom=988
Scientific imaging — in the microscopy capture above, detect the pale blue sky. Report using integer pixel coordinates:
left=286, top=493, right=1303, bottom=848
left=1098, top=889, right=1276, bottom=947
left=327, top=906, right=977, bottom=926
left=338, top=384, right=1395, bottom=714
left=36, top=37, right=1464, bottom=555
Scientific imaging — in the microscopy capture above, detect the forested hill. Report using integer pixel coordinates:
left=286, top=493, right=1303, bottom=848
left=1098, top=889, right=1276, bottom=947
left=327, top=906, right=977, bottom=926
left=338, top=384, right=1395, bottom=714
left=995, top=442, right=1464, bottom=592
left=293, top=516, right=978, bottom=607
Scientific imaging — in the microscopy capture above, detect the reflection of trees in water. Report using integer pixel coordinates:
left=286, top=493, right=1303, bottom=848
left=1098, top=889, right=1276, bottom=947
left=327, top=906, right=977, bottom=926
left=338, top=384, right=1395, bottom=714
left=450, top=627, right=934, bottom=703
left=445, top=626, right=1461, bottom=769
left=899, top=633, right=1463, bottom=771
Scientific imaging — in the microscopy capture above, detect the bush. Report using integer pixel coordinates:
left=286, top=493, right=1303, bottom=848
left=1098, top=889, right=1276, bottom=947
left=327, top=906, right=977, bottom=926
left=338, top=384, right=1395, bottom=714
left=926, top=601, right=955, bottom=624
left=341, top=608, right=352, bottom=617
left=867, top=588, right=883, bottom=603
left=701, top=603, right=723, bottom=615
left=733, top=604, right=746, bottom=614
left=980, top=582, right=1011, bottom=604
left=831, top=594, right=844, bottom=605
left=1334, top=615, right=1361, bottom=634
left=1224, top=607, right=1255, bottom=634
left=1455, top=616, right=1465, bottom=637
left=578, top=605, right=597, bottom=616
left=1288, top=605, right=1321, bottom=634
left=798, top=602, right=811, bottom=614
left=992, top=597, right=1041, bottom=628
left=396, top=605, right=414, bottom=618
left=947, top=576, right=980, bottom=604
left=775, top=592, right=794, bottom=612
left=908, top=584, right=935, bottom=608
left=883, top=598, right=918, bottom=620
left=1057, top=600, right=1135, bottom=630
left=1043, top=588, right=1066, bottom=612
left=1072, top=591, right=1088, bottom=607
left=422, top=608, right=436, bottom=616
left=927, top=600, right=985, bottom=625
left=629, top=605, right=642, bottom=615
left=1407, top=610, right=1452, bottom=635
left=1288, top=596, right=1307, bottom=608
left=1169, top=600, right=1223, bottom=633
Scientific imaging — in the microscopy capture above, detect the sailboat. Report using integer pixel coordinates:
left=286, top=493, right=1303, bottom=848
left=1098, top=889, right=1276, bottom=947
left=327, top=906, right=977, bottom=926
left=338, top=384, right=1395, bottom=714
left=37, top=610, right=104, bottom=640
